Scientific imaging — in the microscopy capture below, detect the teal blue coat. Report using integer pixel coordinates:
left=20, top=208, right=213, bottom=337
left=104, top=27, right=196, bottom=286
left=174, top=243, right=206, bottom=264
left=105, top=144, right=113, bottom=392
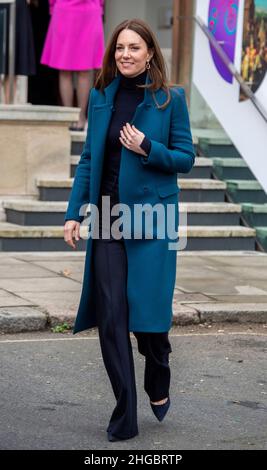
left=65, top=74, right=195, bottom=334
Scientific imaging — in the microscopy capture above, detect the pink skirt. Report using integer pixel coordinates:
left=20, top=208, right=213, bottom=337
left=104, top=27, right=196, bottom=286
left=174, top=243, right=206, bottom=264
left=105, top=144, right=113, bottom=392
left=41, top=1, right=105, bottom=71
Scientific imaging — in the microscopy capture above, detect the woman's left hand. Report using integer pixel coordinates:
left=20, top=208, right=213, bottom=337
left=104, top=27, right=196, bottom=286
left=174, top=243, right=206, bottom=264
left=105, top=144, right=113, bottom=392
left=119, top=123, right=148, bottom=156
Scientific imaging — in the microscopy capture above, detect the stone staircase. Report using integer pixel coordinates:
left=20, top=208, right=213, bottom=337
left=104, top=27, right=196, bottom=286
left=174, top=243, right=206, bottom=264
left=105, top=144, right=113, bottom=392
left=198, top=136, right=267, bottom=251
left=0, top=131, right=261, bottom=251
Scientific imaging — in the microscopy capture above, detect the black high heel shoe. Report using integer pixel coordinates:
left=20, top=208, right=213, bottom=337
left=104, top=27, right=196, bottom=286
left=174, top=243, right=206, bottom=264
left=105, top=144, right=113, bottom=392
left=150, top=397, right=170, bottom=422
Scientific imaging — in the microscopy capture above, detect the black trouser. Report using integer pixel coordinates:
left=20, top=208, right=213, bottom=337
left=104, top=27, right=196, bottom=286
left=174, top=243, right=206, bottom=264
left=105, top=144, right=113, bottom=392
left=92, top=237, right=172, bottom=439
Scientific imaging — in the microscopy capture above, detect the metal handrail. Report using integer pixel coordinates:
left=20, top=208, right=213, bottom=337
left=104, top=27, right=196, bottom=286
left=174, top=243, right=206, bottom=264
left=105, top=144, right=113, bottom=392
left=193, top=14, right=267, bottom=123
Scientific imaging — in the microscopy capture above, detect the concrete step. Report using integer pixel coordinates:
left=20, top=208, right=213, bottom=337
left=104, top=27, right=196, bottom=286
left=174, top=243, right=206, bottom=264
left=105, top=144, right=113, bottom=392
left=226, top=180, right=267, bottom=204
left=70, top=155, right=80, bottom=177
left=70, top=156, right=213, bottom=179
left=70, top=131, right=199, bottom=157
left=37, top=177, right=227, bottom=202
left=184, top=225, right=255, bottom=236
left=241, top=203, right=267, bottom=226
left=180, top=225, right=256, bottom=250
left=198, top=137, right=242, bottom=158
left=0, top=222, right=87, bottom=251
left=37, top=178, right=73, bottom=201
left=0, top=195, right=38, bottom=222
left=212, top=158, right=255, bottom=181
left=179, top=178, right=226, bottom=202
left=180, top=202, right=241, bottom=225
left=3, top=200, right=68, bottom=226
left=70, top=130, right=86, bottom=156
left=3, top=199, right=241, bottom=227
left=192, top=128, right=230, bottom=142
left=0, top=222, right=256, bottom=251
left=179, top=157, right=213, bottom=179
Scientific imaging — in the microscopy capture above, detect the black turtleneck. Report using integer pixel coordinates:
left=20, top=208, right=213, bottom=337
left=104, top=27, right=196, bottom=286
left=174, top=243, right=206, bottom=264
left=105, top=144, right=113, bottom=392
left=100, top=69, right=151, bottom=199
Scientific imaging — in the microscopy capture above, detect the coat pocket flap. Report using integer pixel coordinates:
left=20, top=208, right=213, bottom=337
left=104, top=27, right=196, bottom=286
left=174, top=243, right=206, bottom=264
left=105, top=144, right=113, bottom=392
left=156, top=183, right=180, bottom=198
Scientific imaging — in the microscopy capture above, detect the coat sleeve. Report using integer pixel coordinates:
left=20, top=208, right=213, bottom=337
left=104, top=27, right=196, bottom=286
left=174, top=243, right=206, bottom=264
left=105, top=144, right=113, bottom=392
left=64, top=88, right=95, bottom=223
left=140, top=87, right=195, bottom=174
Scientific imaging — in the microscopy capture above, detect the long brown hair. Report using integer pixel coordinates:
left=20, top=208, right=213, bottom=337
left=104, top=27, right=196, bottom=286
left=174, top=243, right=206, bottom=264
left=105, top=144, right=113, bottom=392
left=94, top=18, right=179, bottom=110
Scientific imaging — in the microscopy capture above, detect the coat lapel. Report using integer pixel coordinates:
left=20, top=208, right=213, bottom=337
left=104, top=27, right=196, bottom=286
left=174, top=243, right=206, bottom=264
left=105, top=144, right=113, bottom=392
left=90, top=73, right=156, bottom=203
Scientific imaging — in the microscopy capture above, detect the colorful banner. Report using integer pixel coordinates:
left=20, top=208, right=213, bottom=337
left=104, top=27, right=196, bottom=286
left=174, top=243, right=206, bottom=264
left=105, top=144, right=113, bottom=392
left=240, top=0, right=267, bottom=99
left=208, top=0, right=240, bottom=83
left=193, top=0, right=267, bottom=193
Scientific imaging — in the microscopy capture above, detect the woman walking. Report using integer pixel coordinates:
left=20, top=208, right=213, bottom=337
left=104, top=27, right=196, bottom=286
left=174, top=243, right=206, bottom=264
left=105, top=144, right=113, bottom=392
left=64, top=18, right=195, bottom=442
left=40, top=0, right=105, bottom=130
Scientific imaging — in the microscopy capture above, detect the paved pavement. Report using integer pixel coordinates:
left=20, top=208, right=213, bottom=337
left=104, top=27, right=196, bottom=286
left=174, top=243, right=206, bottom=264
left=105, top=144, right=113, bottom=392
left=1, top=250, right=267, bottom=450
left=0, top=251, right=267, bottom=333
left=0, top=324, right=266, bottom=450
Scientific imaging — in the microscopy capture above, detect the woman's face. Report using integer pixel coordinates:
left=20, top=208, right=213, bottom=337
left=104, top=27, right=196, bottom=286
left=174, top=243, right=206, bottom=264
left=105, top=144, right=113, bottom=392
left=115, top=29, right=153, bottom=78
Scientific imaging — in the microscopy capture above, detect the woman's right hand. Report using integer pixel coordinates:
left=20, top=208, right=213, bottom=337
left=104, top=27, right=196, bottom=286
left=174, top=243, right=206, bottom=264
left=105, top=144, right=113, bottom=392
left=64, top=220, right=80, bottom=249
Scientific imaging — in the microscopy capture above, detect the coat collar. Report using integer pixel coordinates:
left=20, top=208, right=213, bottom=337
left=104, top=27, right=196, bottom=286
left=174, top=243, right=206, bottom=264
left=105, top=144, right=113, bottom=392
left=102, top=72, right=162, bottom=108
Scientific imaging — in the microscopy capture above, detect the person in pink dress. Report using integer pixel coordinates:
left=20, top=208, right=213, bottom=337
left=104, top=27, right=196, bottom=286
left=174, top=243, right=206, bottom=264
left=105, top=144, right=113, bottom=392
left=41, top=0, right=105, bottom=130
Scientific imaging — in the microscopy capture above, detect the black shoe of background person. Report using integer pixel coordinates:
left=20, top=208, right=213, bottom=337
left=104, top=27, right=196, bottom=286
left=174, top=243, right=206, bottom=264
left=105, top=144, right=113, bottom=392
left=69, top=123, right=85, bottom=132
